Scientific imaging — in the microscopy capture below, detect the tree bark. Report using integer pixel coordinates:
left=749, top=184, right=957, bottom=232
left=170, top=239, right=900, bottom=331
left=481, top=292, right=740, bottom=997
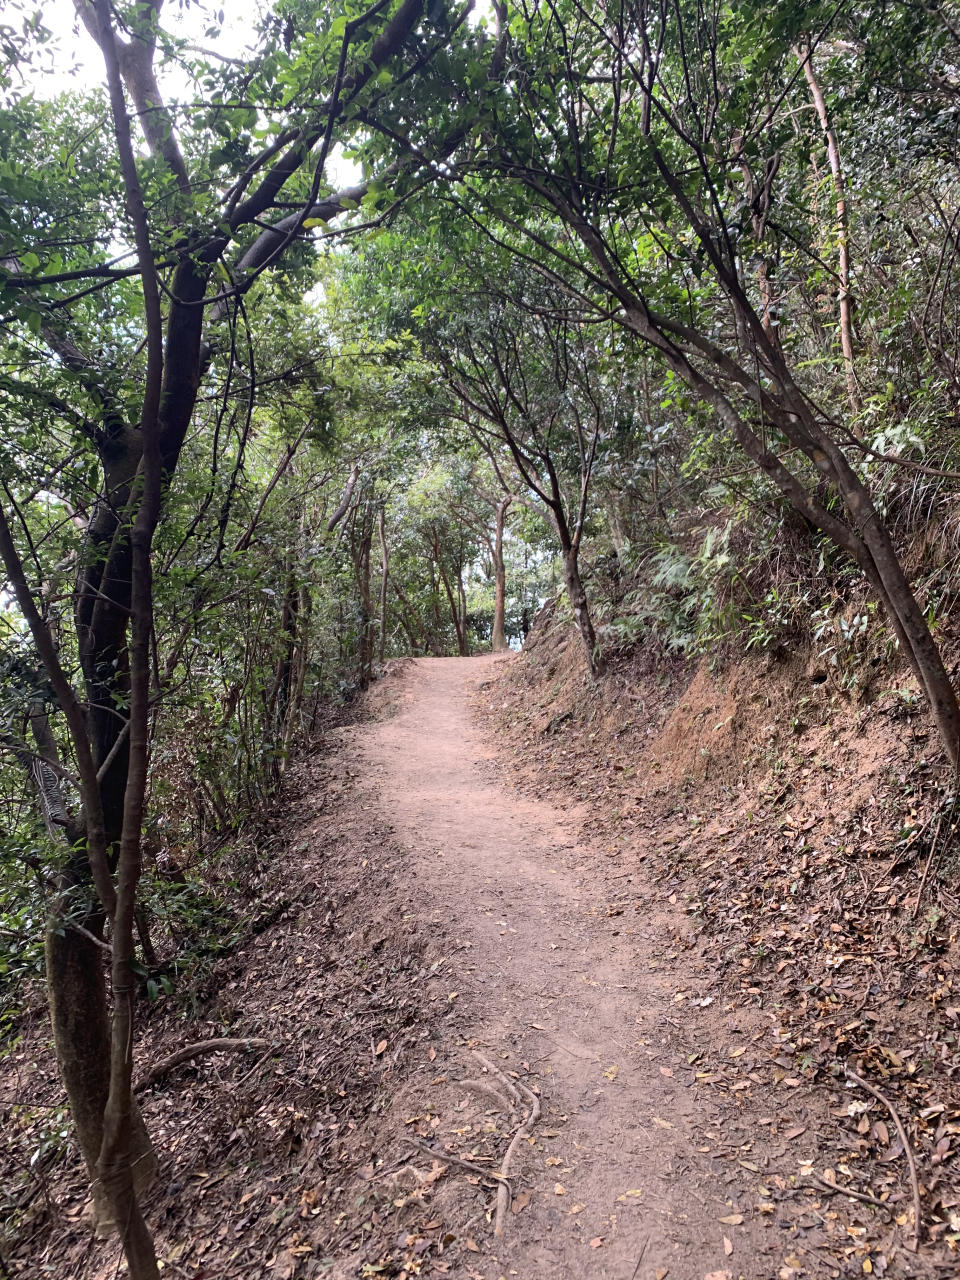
left=434, top=528, right=468, bottom=655
left=283, top=582, right=312, bottom=760
left=800, top=44, right=860, bottom=415
left=45, top=909, right=156, bottom=1231
left=377, top=504, right=389, bottom=664
left=559, top=542, right=604, bottom=678
left=392, top=579, right=427, bottom=653
left=491, top=497, right=511, bottom=651
left=352, top=502, right=374, bottom=684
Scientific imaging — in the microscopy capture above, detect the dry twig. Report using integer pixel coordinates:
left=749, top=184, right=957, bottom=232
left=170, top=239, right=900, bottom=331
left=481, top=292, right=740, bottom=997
left=845, top=1066, right=921, bottom=1251
left=406, top=1139, right=504, bottom=1182
left=807, top=1173, right=895, bottom=1212
left=912, top=782, right=960, bottom=920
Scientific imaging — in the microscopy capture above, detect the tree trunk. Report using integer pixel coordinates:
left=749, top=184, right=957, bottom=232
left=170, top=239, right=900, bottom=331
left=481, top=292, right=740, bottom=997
left=491, top=497, right=511, bottom=651
left=435, top=535, right=467, bottom=655
left=800, top=44, right=860, bottom=415
left=353, top=505, right=374, bottom=685
left=377, top=505, right=389, bottom=664
left=268, top=567, right=300, bottom=778
left=457, top=566, right=470, bottom=656
left=392, top=580, right=426, bottom=653
left=283, top=583, right=312, bottom=760
left=560, top=543, right=604, bottom=677
left=430, top=563, right=444, bottom=655
left=46, top=907, right=156, bottom=1230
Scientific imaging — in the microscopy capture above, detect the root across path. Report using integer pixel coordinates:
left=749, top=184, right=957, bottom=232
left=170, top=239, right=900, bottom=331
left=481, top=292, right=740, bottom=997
left=356, top=655, right=786, bottom=1280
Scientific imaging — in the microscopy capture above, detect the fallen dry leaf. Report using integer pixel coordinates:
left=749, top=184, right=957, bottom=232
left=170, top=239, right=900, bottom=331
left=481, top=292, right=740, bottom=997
left=718, top=1213, right=743, bottom=1226
left=723, top=1236, right=733, bottom=1257
left=511, top=1190, right=531, bottom=1215
left=374, top=1039, right=387, bottom=1056
left=589, top=1237, right=604, bottom=1248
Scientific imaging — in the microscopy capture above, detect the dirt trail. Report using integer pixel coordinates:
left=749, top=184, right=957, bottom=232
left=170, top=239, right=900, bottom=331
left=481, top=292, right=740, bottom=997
left=357, top=655, right=781, bottom=1280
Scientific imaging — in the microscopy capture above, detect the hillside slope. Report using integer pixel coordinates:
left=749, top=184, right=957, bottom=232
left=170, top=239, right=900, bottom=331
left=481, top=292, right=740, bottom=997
left=477, top=616, right=960, bottom=1273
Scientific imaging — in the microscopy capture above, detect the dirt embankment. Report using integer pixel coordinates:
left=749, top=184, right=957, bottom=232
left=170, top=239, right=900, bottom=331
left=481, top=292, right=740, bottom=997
left=477, top=615, right=960, bottom=1276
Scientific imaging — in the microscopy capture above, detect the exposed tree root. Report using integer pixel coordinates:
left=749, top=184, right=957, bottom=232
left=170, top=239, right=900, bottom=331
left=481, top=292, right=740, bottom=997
left=845, top=1066, right=922, bottom=1251
left=406, top=1139, right=504, bottom=1183
left=473, top=1050, right=541, bottom=1237
left=134, top=1038, right=273, bottom=1093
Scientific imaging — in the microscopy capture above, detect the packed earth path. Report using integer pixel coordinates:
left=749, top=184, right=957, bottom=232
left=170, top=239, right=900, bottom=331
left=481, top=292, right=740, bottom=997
left=354, top=654, right=785, bottom=1280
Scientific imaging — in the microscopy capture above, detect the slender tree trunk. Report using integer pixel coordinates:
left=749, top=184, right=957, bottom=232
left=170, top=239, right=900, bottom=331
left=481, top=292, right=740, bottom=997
left=430, top=563, right=443, bottom=655
left=800, top=44, right=860, bottom=415
left=353, top=506, right=374, bottom=684
left=392, top=580, right=426, bottom=653
left=434, top=530, right=467, bottom=655
left=283, top=583, right=312, bottom=759
left=268, top=569, right=300, bottom=776
left=559, top=539, right=603, bottom=677
left=377, top=505, right=389, bottom=664
left=491, top=497, right=511, bottom=651
left=457, top=566, right=470, bottom=656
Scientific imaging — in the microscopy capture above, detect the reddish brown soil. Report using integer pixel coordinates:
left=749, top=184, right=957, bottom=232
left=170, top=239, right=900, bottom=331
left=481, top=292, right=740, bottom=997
left=358, top=654, right=792, bottom=1280
left=4, top=650, right=958, bottom=1279
left=477, top=623, right=960, bottom=1279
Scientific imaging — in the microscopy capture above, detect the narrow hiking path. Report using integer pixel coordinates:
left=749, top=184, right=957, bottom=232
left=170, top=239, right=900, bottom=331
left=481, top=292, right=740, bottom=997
left=7, top=656, right=934, bottom=1280
left=355, top=655, right=783, bottom=1280
left=5, top=653, right=919, bottom=1280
